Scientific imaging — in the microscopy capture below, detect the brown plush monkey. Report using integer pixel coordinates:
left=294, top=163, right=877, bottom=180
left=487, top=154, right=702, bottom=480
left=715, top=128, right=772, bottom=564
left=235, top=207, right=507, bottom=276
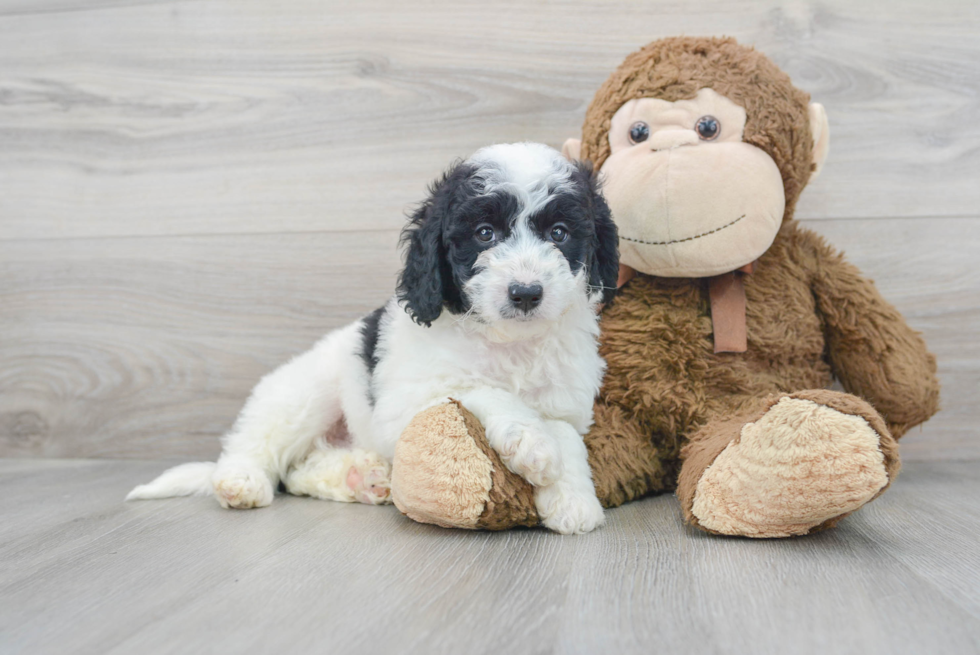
left=390, top=37, right=940, bottom=537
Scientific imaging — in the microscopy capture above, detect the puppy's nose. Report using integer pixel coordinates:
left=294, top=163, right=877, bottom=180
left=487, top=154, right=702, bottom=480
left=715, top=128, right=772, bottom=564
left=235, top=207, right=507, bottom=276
left=508, top=283, right=544, bottom=313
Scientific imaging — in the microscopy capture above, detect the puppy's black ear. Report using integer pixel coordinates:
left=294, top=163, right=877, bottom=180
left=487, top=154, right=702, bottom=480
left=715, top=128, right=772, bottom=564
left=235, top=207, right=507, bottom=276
left=578, top=161, right=620, bottom=304
left=397, top=162, right=468, bottom=326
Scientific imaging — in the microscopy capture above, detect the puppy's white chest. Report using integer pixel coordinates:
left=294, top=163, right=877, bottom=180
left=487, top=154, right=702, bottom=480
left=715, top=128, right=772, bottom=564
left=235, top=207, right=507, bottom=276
left=472, top=333, right=597, bottom=420
left=476, top=340, right=559, bottom=390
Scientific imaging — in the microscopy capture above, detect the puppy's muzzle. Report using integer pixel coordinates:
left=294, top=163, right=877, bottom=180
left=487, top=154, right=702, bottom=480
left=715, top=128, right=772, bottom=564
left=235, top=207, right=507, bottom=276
left=508, top=283, right=544, bottom=314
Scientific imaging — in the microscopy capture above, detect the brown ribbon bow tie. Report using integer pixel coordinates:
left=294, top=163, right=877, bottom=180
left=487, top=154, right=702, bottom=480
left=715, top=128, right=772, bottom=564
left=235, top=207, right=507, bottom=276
left=615, top=262, right=756, bottom=354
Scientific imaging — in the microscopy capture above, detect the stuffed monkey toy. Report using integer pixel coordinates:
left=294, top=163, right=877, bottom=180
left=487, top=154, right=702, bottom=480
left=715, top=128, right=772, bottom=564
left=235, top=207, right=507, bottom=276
left=390, top=37, right=940, bottom=537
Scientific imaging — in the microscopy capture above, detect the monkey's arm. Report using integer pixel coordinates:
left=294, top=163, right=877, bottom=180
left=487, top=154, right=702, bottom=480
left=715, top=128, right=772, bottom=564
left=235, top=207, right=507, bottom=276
left=806, top=231, right=940, bottom=438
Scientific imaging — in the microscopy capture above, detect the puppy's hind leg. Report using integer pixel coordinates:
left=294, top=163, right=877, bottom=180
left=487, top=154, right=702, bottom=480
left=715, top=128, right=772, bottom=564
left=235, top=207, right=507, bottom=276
left=284, top=448, right=392, bottom=506
left=214, top=323, right=362, bottom=509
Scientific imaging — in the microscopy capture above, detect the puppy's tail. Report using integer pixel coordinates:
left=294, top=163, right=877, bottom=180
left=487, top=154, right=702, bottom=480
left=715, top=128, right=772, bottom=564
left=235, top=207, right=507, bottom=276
left=125, top=462, right=216, bottom=501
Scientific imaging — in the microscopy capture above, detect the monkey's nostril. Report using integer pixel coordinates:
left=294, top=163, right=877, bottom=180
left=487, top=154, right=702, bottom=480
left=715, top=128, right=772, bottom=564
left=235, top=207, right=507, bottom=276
left=508, top=283, right=544, bottom=313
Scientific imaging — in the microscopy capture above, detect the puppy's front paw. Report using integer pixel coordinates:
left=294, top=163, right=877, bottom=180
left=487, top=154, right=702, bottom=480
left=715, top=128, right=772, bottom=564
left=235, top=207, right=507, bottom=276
left=535, top=484, right=605, bottom=535
left=213, top=467, right=274, bottom=509
left=491, top=420, right=563, bottom=487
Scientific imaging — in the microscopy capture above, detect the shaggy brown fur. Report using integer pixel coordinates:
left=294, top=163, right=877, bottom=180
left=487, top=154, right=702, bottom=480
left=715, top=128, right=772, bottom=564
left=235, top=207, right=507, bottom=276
left=589, top=221, right=937, bottom=517
left=390, top=37, right=940, bottom=536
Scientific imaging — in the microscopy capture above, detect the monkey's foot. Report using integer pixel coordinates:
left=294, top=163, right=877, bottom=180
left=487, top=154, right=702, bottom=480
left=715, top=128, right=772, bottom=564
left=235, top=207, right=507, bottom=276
left=679, top=390, right=900, bottom=538
left=391, top=401, right=538, bottom=530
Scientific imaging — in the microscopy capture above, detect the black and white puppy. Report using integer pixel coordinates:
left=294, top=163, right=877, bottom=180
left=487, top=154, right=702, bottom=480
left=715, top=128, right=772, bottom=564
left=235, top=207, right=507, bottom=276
left=128, top=142, right=619, bottom=534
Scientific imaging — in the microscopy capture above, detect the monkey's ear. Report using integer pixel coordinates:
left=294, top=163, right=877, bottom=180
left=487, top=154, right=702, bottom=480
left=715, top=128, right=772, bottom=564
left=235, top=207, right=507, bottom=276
left=809, top=103, right=830, bottom=178
left=561, top=138, right=582, bottom=161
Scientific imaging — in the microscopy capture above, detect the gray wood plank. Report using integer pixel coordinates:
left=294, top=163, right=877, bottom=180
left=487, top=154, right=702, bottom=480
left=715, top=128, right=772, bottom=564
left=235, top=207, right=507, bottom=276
left=855, top=461, right=980, bottom=620
left=0, top=229, right=400, bottom=459
left=1, top=217, right=975, bottom=461
left=0, top=458, right=978, bottom=655
left=1, top=0, right=979, bottom=242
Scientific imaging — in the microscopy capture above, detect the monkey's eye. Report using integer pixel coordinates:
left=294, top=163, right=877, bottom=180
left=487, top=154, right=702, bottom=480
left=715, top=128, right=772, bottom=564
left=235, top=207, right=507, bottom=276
left=549, top=224, right=569, bottom=243
left=475, top=224, right=495, bottom=243
left=695, top=115, right=720, bottom=141
left=628, top=121, right=650, bottom=144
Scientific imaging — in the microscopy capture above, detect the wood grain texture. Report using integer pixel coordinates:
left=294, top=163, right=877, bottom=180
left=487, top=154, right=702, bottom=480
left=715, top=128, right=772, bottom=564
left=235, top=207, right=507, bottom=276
left=0, top=1, right=977, bottom=462
left=2, top=4, right=977, bottom=652
left=1, top=0, right=979, bottom=241
left=0, top=230, right=401, bottom=459
left=1, top=217, right=976, bottom=460
left=1, top=458, right=978, bottom=655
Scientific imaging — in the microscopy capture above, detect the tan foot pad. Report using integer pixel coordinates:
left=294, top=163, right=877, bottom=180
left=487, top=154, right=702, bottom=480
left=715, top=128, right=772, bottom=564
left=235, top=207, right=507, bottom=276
left=691, top=397, right=890, bottom=538
left=391, top=401, right=537, bottom=530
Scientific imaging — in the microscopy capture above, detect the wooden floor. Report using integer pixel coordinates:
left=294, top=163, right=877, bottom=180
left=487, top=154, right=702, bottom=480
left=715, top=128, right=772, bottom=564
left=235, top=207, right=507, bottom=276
left=1, top=458, right=978, bottom=655
left=2, top=2, right=979, bottom=654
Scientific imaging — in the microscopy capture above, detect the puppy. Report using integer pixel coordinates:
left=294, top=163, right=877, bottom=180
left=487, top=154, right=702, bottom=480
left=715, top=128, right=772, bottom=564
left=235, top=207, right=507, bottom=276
left=128, top=142, right=619, bottom=534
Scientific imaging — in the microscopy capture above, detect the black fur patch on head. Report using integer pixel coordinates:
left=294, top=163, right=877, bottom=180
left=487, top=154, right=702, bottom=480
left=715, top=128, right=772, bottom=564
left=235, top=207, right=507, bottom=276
left=397, top=162, right=473, bottom=326
left=443, top=188, right=520, bottom=293
left=397, top=162, right=521, bottom=326
left=398, top=152, right=618, bottom=326
left=579, top=161, right=621, bottom=304
left=528, top=160, right=619, bottom=304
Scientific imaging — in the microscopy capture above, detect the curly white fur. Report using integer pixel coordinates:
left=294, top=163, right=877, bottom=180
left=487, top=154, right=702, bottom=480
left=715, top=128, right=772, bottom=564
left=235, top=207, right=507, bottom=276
left=128, top=143, right=612, bottom=535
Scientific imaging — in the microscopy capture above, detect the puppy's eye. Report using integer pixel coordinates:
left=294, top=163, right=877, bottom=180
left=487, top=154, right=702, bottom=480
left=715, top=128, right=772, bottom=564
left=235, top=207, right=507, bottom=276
left=475, top=225, right=495, bottom=243
left=550, top=224, right=569, bottom=243
left=695, top=115, right=720, bottom=141
left=629, top=121, right=650, bottom=144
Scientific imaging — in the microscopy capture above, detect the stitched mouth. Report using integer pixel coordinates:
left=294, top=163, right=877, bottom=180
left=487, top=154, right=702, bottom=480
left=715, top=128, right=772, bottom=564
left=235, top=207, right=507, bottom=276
left=619, top=215, right=745, bottom=246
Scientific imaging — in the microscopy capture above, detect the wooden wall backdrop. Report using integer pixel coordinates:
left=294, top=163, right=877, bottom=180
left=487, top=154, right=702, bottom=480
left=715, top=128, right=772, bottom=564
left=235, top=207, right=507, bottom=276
left=1, top=0, right=977, bottom=461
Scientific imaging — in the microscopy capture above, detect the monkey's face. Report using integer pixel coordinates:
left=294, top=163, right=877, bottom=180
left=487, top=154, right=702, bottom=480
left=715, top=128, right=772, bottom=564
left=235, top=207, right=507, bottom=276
left=598, top=88, right=785, bottom=278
